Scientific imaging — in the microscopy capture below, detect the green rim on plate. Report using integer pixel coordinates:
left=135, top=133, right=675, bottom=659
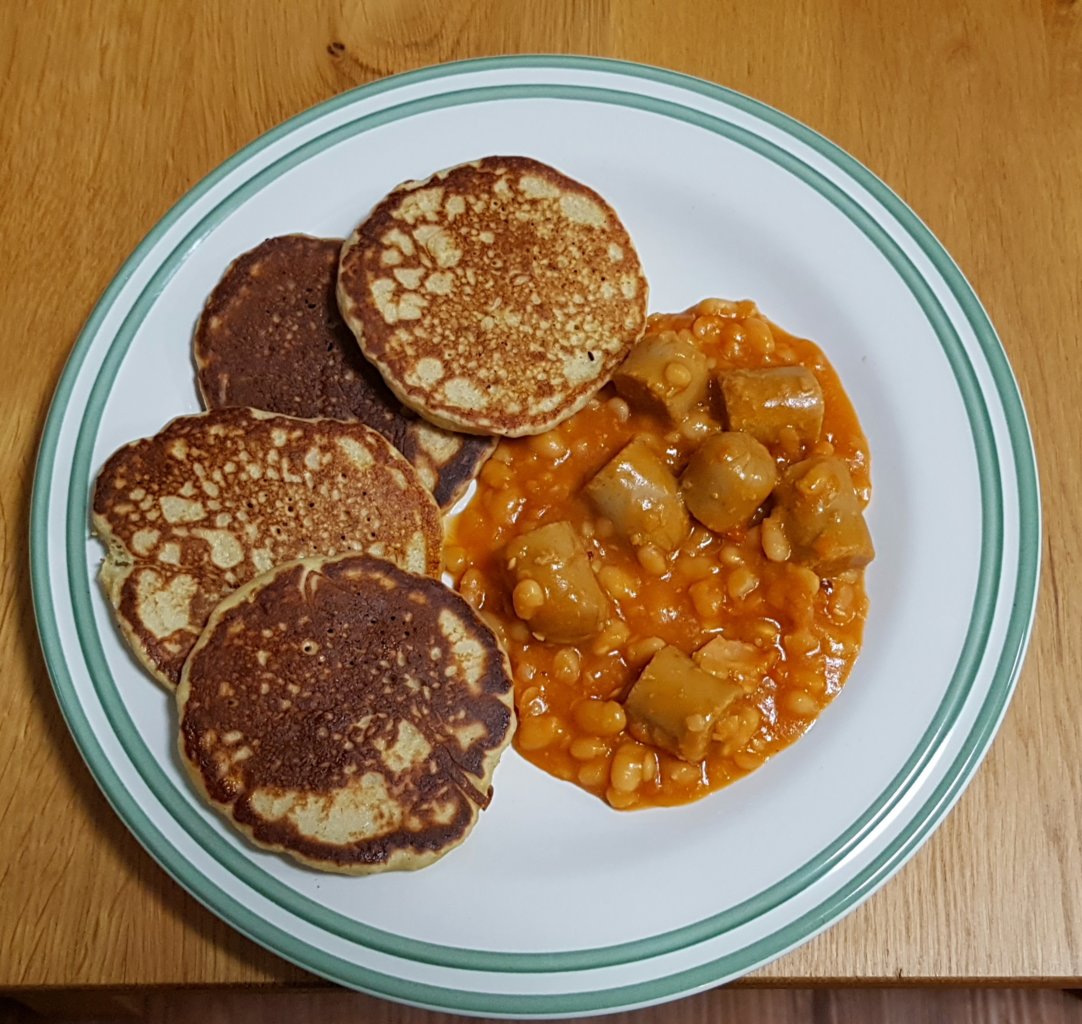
left=31, top=56, right=1039, bottom=1015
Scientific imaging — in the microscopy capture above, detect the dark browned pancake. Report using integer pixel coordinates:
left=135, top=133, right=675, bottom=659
left=337, top=157, right=649, bottom=436
left=177, top=554, right=515, bottom=874
left=193, top=234, right=494, bottom=507
left=93, top=408, right=442, bottom=688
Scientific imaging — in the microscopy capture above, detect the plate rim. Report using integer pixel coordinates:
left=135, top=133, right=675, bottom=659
left=30, top=55, right=1040, bottom=1015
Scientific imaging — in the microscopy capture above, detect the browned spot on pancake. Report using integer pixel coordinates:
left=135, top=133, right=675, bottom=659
left=93, top=409, right=442, bottom=688
left=194, top=234, right=493, bottom=507
left=337, top=157, right=648, bottom=437
left=177, top=554, right=514, bottom=873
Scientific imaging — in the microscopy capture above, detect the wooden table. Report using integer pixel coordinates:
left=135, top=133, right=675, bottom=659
left=2, top=0, right=1079, bottom=1012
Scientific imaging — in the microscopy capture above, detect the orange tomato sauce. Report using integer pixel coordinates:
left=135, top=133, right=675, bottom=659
left=445, top=299, right=871, bottom=809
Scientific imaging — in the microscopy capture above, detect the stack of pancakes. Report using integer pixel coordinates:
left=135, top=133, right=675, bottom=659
left=93, top=156, right=648, bottom=872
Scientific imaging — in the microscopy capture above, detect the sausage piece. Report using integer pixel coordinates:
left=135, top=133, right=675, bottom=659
left=680, top=432, right=777, bottom=533
left=720, top=366, right=824, bottom=447
left=613, top=330, right=710, bottom=421
left=625, top=645, right=743, bottom=763
left=585, top=440, right=690, bottom=552
left=504, top=521, right=610, bottom=643
left=770, top=456, right=874, bottom=576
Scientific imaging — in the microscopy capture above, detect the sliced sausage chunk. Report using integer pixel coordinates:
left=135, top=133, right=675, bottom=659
left=625, top=645, right=744, bottom=763
left=720, top=366, right=824, bottom=447
left=586, top=440, right=690, bottom=552
left=770, top=456, right=874, bottom=576
left=613, top=330, right=710, bottom=421
left=680, top=431, right=777, bottom=532
left=504, top=521, right=610, bottom=643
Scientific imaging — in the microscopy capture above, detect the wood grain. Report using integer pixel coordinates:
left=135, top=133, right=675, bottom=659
left=1, top=0, right=1080, bottom=1001
left=10, top=987, right=1082, bottom=1024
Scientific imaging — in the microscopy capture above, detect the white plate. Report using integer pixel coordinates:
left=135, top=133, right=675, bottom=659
left=31, top=57, right=1039, bottom=1017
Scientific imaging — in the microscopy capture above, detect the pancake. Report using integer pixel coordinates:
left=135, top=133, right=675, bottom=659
left=93, top=408, right=442, bottom=688
left=337, top=156, right=648, bottom=436
left=177, top=553, right=515, bottom=874
left=193, top=234, right=494, bottom=508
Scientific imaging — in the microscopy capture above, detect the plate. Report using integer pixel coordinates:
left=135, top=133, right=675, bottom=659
left=31, top=57, right=1039, bottom=1017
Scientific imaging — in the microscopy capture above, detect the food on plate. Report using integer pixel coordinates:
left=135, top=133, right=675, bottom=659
left=624, top=646, right=743, bottom=763
left=447, top=297, right=874, bottom=809
left=193, top=234, right=494, bottom=508
left=504, top=522, right=611, bottom=644
left=177, top=553, right=514, bottom=874
left=719, top=366, right=824, bottom=447
left=92, top=153, right=875, bottom=832
left=337, top=156, right=648, bottom=436
left=765, top=456, right=874, bottom=575
left=93, top=408, right=441, bottom=688
left=585, top=440, right=690, bottom=552
left=680, top=432, right=778, bottom=533
left=612, top=328, right=710, bottom=421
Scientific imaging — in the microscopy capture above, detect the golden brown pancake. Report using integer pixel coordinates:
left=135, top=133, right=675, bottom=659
left=193, top=234, right=494, bottom=508
left=177, top=553, right=515, bottom=874
left=337, top=156, right=648, bottom=436
left=93, top=408, right=442, bottom=688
